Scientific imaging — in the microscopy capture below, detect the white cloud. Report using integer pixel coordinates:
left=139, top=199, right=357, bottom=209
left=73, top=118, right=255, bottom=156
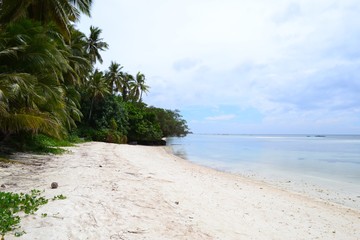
left=78, top=0, right=360, bottom=133
left=205, top=114, right=236, bottom=121
left=173, top=58, right=200, bottom=71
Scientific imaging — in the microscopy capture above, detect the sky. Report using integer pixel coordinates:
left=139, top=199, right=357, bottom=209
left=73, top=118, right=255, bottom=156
left=77, top=0, right=360, bottom=134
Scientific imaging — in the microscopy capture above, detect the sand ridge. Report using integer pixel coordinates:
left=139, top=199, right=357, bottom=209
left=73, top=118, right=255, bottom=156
left=1, top=142, right=359, bottom=239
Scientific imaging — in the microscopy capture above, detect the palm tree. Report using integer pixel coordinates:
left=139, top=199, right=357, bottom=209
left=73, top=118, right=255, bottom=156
left=0, top=0, right=34, bottom=26
left=105, top=61, right=123, bottom=94
left=0, top=72, right=63, bottom=142
left=86, top=70, right=110, bottom=122
left=0, top=0, right=93, bottom=38
left=61, top=84, right=83, bottom=130
left=61, top=27, right=91, bottom=129
left=67, top=26, right=92, bottom=85
left=131, top=72, right=150, bottom=102
left=0, top=2, right=98, bottom=143
left=119, top=73, right=134, bottom=102
left=0, top=19, right=82, bottom=141
left=85, top=26, right=109, bottom=64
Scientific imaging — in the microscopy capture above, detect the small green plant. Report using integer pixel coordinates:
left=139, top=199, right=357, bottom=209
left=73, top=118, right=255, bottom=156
left=52, top=194, right=67, bottom=200
left=0, top=190, right=66, bottom=240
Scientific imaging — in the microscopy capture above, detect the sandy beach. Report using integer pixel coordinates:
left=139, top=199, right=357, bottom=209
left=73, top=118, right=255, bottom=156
left=1, top=142, right=359, bottom=239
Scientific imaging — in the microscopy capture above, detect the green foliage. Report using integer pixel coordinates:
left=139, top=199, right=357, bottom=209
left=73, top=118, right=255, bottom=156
left=0, top=0, right=190, bottom=148
left=0, top=19, right=69, bottom=140
left=0, top=0, right=93, bottom=39
left=0, top=1, right=99, bottom=145
left=125, top=103, right=162, bottom=142
left=0, top=189, right=55, bottom=239
left=105, top=61, right=124, bottom=94
left=77, top=126, right=127, bottom=144
left=84, top=70, right=111, bottom=122
left=110, top=118, right=118, bottom=131
left=86, top=26, right=109, bottom=64
left=150, top=107, right=190, bottom=137
left=76, top=126, right=99, bottom=141
left=105, top=131, right=128, bottom=144
left=79, top=94, right=128, bottom=144
left=130, top=72, right=149, bottom=102
left=89, top=128, right=108, bottom=142
left=1, top=134, right=83, bottom=154
left=52, top=195, right=67, bottom=201
left=78, top=93, right=189, bottom=144
left=92, top=95, right=128, bottom=134
left=65, top=133, right=86, bottom=144
left=32, top=135, right=74, bottom=148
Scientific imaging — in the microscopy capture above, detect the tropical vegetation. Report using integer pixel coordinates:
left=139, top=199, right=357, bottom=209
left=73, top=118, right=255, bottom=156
left=0, top=0, right=189, bottom=151
left=0, top=189, right=66, bottom=240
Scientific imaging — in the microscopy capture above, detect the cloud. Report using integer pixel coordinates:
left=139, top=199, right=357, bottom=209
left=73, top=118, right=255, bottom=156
left=78, top=0, right=360, bottom=133
left=273, top=2, right=302, bottom=24
left=173, top=58, right=199, bottom=71
left=205, top=114, right=236, bottom=121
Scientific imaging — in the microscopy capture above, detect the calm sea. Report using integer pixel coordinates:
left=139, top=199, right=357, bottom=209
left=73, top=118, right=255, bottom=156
left=167, top=134, right=360, bottom=209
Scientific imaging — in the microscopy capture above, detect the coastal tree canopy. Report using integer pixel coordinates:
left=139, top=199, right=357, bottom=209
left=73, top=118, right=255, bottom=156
left=0, top=0, right=189, bottom=149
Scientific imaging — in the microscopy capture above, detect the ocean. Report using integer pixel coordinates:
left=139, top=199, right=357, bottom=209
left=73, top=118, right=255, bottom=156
left=167, top=134, right=360, bottom=209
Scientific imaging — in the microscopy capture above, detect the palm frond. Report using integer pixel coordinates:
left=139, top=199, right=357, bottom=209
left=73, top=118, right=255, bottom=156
left=0, top=110, right=63, bottom=138
left=69, top=0, right=93, bottom=17
left=0, top=0, right=32, bottom=24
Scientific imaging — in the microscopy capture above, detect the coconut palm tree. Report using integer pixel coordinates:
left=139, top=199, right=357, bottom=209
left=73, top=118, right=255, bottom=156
left=118, top=73, right=135, bottom=102
left=67, top=26, right=92, bottom=85
left=0, top=2, right=98, bottom=144
left=86, top=70, right=110, bottom=122
left=85, top=26, right=109, bottom=64
left=0, top=19, right=81, bottom=141
left=131, top=72, right=150, bottom=102
left=0, top=0, right=93, bottom=38
left=105, top=61, right=123, bottom=94
left=0, top=71, right=63, bottom=142
left=61, top=27, right=91, bottom=129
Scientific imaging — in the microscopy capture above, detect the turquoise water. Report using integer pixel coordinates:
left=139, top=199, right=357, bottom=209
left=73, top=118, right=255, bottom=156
left=167, top=134, right=360, bottom=208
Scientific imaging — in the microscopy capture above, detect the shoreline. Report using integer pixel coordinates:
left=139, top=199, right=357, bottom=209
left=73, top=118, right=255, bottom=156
left=172, top=153, right=360, bottom=211
left=169, top=145, right=360, bottom=212
left=167, top=135, right=360, bottom=211
left=1, top=142, right=360, bottom=239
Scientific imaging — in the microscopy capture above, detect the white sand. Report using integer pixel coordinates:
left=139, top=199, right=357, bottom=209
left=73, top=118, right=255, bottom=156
left=1, top=142, right=359, bottom=239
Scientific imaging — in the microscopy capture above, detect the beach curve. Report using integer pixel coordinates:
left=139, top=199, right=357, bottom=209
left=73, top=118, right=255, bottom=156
left=1, top=142, right=359, bottom=239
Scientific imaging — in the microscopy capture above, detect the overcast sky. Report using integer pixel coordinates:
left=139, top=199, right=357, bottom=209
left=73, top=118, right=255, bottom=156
left=78, top=0, right=360, bottom=134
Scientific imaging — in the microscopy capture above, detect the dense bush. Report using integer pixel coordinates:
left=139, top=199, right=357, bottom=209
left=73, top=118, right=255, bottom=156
left=81, top=94, right=128, bottom=134
left=76, top=126, right=127, bottom=144
left=78, top=94, right=128, bottom=144
left=150, top=107, right=190, bottom=137
left=0, top=134, right=82, bottom=154
left=125, top=103, right=163, bottom=142
left=78, top=92, right=189, bottom=145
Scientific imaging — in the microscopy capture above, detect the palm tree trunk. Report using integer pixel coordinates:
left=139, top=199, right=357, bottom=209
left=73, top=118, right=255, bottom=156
left=88, top=97, right=95, bottom=122
left=122, top=88, right=127, bottom=102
